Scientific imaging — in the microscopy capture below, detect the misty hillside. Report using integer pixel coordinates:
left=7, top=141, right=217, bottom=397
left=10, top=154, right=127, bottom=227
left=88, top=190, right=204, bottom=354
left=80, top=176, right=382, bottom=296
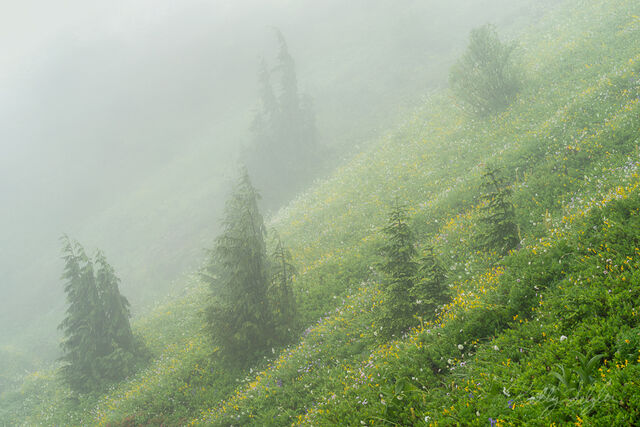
left=0, top=0, right=553, bottom=367
left=3, top=0, right=640, bottom=425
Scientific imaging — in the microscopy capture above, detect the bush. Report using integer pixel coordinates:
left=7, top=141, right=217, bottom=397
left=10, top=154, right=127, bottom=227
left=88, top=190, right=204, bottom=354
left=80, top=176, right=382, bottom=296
left=449, top=24, right=521, bottom=117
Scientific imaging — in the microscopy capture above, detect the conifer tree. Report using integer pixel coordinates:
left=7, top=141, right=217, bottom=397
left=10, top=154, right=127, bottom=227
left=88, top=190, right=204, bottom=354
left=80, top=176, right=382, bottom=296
left=243, top=30, right=322, bottom=209
left=94, top=251, right=136, bottom=382
left=413, top=244, right=450, bottom=320
left=257, top=59, right=278, bottom=123
left=377, top=202, right=418, bottom=338
left=477, top=166, right=520, bottom=256
left=58, top=237, right=137, bottom=393
left=274, top=30, right=300, bottom=122
left=59, top=237, right=101, bottom=393
left=269, top=232, right=297, bottom=344
left=204, top=169, right=275, bottom=366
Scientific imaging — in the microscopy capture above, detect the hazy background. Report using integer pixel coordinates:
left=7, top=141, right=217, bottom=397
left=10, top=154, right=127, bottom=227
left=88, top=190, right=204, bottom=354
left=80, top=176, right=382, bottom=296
left=0, top=0, right=559, bottom=378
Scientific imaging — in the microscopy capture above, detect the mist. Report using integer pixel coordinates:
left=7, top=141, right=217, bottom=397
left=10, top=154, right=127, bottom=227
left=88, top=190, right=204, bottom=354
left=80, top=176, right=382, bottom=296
left=0, top=0, right=556, bottom=375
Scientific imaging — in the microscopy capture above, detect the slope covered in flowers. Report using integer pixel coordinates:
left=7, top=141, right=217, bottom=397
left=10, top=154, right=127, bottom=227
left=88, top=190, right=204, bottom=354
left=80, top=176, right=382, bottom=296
left=3, top=0, right=640, bottom=425
left=189, top=0, right=640, bottom=424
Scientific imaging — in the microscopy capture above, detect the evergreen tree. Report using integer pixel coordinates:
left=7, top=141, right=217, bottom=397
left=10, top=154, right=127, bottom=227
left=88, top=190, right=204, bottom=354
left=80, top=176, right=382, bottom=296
left=449, top=24, right=520, bottom=117
left=58, top=237, right=138, bottom=393
left=477, top=166, right=520, bottom=256
left=269, top=231, right=297, bottom=344
left=94, top=251, right=136, bottom=382
left=257, top=58, right=278, bottom=123
left=204, top=169, right=275, bottom=366
left=377, top=202, right=418, bottom=338
left=59, top=237, right=101, bottom=393
left=274, top=30, right=301, bottom=122
left=243, top=30, right=323, bottom=209
left=413, top=244, right=450, bottom=320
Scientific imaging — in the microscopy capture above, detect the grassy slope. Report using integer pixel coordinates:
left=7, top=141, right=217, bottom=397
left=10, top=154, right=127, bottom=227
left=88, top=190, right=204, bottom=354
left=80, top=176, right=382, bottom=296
left=2, top=1, right=561, bottom=395
left=192, top=0, right=640, bottom=424
left=3, top=0, right=640, bottom=424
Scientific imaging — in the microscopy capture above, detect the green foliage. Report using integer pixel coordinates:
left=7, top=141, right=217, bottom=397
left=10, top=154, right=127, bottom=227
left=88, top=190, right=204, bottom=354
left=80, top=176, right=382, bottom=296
left=58, top=237, right=138, bottom=394
left=549, top=352, right=604, bottom=395
left=59, top=237, right=99, bottom=393
left=499, top=240, right=568, bottom=319
left=477, top=166, right=520, bottom=256
left=376, top=202, right=418, bottom=338
left=204, top=169, right=275, bottom=366
left=615, top=326, right=640, bottom=360
left=413, top=244, right=450, bottom=320
left=449, top=24, right=521, bottom=116
left=573, top=352, right=604, bottom=389
left=93, top=251, right=139, bottom=383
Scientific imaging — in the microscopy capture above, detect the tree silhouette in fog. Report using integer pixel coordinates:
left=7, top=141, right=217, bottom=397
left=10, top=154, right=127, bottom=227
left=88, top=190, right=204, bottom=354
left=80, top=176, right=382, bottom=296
left=58, top=237, right=138, bottom=393
left=243, top=29, right=325, bottom=209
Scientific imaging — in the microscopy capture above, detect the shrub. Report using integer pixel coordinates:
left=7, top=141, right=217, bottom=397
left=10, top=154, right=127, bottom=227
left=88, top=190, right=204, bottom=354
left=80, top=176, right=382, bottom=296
left=449, top=24, right=520, bottom=116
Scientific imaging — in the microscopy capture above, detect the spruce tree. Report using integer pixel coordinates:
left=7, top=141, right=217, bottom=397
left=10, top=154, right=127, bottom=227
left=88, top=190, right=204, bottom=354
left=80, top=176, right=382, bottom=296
left=477, top=166, right=520, bottom=256
left=204, top=169, right=275, bottom=366
left=377, top=202, right=418, bottom=338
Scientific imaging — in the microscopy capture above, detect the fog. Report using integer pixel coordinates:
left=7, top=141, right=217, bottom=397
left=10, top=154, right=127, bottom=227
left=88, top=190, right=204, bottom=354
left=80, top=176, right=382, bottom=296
left=0, top=0, right=556, bottom=370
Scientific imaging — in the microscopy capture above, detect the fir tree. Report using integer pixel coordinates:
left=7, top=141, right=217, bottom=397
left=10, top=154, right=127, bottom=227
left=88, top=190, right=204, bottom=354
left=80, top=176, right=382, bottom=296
left=243, top=30, right=323, bottom=209
left=274, top=30, right=301, bottom=123
left=413, top=244, right=450, bottom=320
left=58, top=237, right=138, bottom=393
left=59, top=237, right=102, bottom=393
left=204, top=169, right=275, bottom=366
left=477, top=166, right=520, bottom=256
left=94, top=250, right=136, bottom=382
left=377, top=202, right=418, bottom=338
